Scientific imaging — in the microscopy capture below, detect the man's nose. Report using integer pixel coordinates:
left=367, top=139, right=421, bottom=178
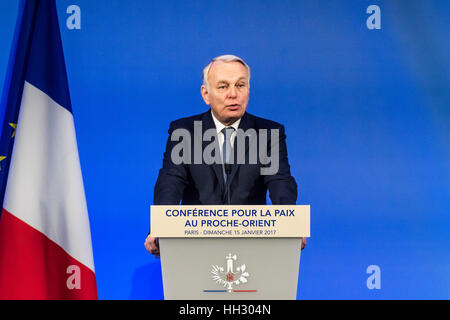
left=228, top=86, right=237, bottom=98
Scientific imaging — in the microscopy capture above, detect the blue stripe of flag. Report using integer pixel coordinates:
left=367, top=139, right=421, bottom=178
left=25, top=0, right=72, bottom=113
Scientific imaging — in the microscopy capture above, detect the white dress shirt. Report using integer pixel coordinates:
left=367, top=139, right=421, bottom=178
left=210, top=110, right=241, bottom=158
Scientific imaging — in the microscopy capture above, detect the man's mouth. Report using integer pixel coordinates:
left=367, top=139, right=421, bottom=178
left=226, top=104, right=240, bottom=109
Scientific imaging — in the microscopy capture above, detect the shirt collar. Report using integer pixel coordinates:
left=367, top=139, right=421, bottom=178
left=210, top=110, right=241, bottom=134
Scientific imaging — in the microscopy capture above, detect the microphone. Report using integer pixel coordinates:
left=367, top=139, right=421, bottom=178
left=224, top=164, right=232, bottom=205
left=225, top=164, right=232, bottom=176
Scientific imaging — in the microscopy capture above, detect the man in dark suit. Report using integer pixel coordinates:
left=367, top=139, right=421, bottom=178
left=145, top=55, right=305, bottom=255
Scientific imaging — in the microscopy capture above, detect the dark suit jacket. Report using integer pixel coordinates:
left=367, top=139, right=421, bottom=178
left=154, top=110, right=297, bottom=205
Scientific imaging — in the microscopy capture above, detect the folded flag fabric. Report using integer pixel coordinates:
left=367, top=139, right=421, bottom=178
left=0, top=0, right=97, bottom=299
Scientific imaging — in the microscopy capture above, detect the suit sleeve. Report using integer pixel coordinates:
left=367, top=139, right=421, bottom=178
left=153, top=121, right=189, bottom=205
left=263, top=125, right=298, bottom=204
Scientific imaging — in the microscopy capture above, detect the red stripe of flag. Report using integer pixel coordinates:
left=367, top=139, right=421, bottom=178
left=0, top=209, right=97, bottom=300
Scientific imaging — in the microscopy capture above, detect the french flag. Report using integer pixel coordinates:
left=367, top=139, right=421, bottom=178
left=0, top=0, right=97, bottom=299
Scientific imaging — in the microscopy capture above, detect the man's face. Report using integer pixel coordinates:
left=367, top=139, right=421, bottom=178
left=201, top=61, right=249, bottom=125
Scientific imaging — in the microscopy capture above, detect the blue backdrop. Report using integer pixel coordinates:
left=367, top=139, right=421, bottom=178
left=0, top=0, right=448, bottom=299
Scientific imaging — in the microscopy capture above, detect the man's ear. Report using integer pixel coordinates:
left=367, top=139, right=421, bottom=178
left=201, top=85, right=210, bottom=105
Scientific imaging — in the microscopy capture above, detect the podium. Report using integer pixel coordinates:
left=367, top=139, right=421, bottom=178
left=150, top=205, right=310, bottom=300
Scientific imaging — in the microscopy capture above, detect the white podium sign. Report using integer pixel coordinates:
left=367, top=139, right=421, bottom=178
left=150, top=205, right=310, bottom=300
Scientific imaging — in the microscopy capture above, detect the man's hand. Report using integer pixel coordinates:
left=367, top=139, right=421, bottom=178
left=144, top=234, right=160, bottom=257
left=301, top=237, right=307, bottom=250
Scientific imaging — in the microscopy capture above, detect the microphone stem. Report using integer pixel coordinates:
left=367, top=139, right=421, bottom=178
left=225, top=164, right=231, bottom=205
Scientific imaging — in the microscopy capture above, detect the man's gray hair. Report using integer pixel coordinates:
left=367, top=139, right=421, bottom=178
left=202, top=55, right=251, bottom=90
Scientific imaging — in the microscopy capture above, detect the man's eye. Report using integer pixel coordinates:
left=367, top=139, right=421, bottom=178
left=237, top=83, right=245, bottom=88
left=218, top=85, right=227, bottom=89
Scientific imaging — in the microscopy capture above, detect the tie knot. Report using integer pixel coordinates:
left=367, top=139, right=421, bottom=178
left=221, top=127, right=235, bottom=137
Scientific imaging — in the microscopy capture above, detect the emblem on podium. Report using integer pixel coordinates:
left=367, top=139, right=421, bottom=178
left=210, top=253, right=253, bottom=293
